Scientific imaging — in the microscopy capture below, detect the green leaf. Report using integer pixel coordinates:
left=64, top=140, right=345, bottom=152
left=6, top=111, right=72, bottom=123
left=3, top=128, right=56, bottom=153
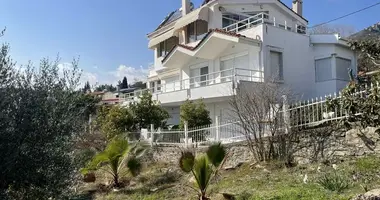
left=193, top=155, right=213, bottom=192
left=127, top=157, right=142, bottom=177
left=206, top=143, right=226, bottom=167
left=179, top=151, right=195, bottom=173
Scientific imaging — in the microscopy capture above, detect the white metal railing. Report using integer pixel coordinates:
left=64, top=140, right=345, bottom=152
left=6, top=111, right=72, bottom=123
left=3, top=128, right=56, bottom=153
left=141, top=82, right=379, bottom=147
left=223, top=13, right=269, bottom=33
left=120, top=68, right=263, bottom=99
left=288, top=82, right=379, bottom=128
left=146, top=120, right=246, bottom=146
left=159, top=68, right=263, bottom=93
left=223, top=12, right=306, bottom=34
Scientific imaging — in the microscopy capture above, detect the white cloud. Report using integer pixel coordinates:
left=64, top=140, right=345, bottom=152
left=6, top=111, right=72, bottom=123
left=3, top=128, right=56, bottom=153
left=57, top=63, right=148, bottom=87
left=109, top=65, right=148, bottom=83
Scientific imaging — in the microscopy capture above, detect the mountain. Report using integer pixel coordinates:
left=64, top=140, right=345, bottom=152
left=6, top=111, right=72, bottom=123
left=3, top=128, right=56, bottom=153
left=350, top=22, right=380, bottom=40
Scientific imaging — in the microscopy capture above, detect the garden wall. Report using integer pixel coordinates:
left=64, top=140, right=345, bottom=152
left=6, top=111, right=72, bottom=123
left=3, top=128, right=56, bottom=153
left=143, top=127, right=380, bottom=167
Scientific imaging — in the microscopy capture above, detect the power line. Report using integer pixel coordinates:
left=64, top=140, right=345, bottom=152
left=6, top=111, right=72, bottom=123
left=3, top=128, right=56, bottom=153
left=309, top=1, right=380, bottom=29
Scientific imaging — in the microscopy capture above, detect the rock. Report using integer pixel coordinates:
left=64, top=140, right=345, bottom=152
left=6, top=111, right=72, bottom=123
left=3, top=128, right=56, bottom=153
left=222, top=193, right=236, bottom=200
left=83, top=172, right=96, bottom=183
left=352, top=188, right=380, bottom=200
left=224, top=162, right=244, bottom=171
left=129, top=181, right=137, bottom=187
left=255, top=164, right=264, bottom=169
left=334, top=151, right=347, bottom=157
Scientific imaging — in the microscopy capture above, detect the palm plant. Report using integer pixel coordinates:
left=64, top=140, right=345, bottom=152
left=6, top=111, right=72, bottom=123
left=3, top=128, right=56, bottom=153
left=179, top=143, right=227, bottom=200
left=81, top=136, right=146, bottom=188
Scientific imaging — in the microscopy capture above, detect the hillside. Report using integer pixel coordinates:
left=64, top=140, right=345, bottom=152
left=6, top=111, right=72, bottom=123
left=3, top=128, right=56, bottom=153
left=74, top=156, right=380, bottom=200
left=350, top=22, right=380, bottom=40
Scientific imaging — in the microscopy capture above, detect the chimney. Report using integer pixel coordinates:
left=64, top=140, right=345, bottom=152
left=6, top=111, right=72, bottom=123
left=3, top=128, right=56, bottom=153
left=182, top=0, right=191, bottom=16
left=292, top=0, right=303, bottom=16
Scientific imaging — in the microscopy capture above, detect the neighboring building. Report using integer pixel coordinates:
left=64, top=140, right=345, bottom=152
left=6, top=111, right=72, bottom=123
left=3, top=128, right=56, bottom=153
left=130, top=0, right=358, bottom=125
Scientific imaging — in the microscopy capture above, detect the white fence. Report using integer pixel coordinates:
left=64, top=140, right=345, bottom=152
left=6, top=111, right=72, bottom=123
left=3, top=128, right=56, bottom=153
left=141, top=82, right=377, bottom=147
left=143, top=119, right=245, bottom=147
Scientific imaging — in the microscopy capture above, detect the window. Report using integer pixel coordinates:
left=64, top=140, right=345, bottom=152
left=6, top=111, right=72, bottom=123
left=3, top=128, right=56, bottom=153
left=157, top=36, right=179, bottom=57
left=315, top=58, right=333, bottom=82
left=220, top=54, right=248, bottom=82
left=200, top=67, right=209, bottom=86
left=164, top=76, right=179, bottom=92
left=156, top=80, right=161, bottom=91
left=270, top=51, right=283, bottom=80
left=150, top=81, right=155, bottom=93
left=190, top=66, right=209, bottom=88
left=336, top=57, right=352, bottom=81
left=187, top=20, right=208, bottom=43
left=220, top=59, right=233, bottom=82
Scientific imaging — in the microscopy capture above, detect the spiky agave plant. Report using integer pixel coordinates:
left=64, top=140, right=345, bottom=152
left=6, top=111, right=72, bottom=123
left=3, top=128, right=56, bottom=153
left=179, top=143, right=227, bottom=200
left=81, top=136, right=146, bottom=188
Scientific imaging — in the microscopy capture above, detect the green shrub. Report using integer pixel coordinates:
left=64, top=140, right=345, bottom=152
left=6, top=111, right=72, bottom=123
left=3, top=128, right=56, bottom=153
left=317, top=171, right=350, bottom=193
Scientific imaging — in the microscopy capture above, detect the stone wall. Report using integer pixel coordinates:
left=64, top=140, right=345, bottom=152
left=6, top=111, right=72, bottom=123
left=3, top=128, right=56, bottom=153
left=144, top=127, right=380, bottom=166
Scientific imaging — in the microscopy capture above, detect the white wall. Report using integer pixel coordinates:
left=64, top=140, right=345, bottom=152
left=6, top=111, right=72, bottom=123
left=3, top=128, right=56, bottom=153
left=263, top=25, right=315, bottom=99
left=165, top=106, right=181, bottom=125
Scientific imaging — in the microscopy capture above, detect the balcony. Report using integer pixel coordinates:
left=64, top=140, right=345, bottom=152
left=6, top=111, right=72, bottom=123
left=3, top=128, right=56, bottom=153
left=223, top=12, right=306, bottom=34
left=120, top=68, right=263, bottom=106
left=156, top=68, right=263, bottom=105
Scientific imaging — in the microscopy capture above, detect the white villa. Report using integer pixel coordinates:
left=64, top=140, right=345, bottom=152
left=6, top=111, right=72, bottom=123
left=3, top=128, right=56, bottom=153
left=122, top=0, right=357, bottom=126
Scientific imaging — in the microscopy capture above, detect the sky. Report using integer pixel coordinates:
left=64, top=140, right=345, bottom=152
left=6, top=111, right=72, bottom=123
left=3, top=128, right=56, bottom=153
left=0, top=0, right=379, bottom=86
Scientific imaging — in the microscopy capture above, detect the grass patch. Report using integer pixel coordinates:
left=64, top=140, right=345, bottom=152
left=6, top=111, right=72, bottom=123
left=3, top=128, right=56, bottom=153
left=355, top=155, right=380, bottom=173
left=80, top=156, right=380, bottom=200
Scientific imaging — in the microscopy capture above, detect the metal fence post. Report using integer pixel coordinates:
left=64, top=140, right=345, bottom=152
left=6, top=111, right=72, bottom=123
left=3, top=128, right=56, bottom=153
left=184, top=121, right=189, bottom=147
left=150, top=124, right=154, bottom=147
left=282, top=95, right=290, bottom=134
left=215, top=115, right=220, bottom=142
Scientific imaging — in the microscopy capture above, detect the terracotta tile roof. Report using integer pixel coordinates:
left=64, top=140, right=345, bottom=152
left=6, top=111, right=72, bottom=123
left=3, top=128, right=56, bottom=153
left=162, top=29, right=251, bottom=63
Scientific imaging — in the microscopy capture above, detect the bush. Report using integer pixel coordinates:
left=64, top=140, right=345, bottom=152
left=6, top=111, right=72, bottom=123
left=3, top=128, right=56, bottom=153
left=317, top=171, right=350, bottom=193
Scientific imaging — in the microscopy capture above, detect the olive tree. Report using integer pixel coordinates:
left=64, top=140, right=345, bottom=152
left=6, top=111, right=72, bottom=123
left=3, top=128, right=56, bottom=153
left=0, top=32, right=90, bottom=199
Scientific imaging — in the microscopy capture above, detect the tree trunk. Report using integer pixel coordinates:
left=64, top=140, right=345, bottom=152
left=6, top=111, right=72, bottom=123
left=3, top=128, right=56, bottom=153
left=113, top=174, right=120, bottom=188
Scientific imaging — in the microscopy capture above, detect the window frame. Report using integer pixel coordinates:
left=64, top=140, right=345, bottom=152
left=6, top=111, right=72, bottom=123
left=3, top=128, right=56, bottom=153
left=269, top=50, right=284, bottom=81
left=315, top=56, right=333, bottom=82
left=335, top=57, right=352, bottom=81
left=186, top=20, right=208, bottom=43
left=157, top=37, right=179, bottom=58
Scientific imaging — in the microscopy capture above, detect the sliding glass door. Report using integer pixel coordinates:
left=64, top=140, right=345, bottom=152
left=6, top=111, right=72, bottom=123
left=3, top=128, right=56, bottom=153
left=190, top=66, right=209, bottom=88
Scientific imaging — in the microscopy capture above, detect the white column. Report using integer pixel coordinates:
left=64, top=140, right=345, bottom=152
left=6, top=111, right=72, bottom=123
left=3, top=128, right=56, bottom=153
left=150, top=124, right=154, bottom=146
left=184, top=121, right=189, bottom=147
left=215, top=115, right=220, bottom=142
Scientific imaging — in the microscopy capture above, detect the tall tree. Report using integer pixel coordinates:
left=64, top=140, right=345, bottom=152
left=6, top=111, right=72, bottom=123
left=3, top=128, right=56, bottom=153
left=0, top=38, right=88, bottom=199
left=120, top=76, right=128, bottom=89
left=82, top=81, right=91, bottom=93
left=95, top=84, right=117, bottom=92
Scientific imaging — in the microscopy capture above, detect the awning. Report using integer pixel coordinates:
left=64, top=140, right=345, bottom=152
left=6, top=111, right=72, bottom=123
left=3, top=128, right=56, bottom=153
left=173, top=6, right=209, bottom=31
left=163, top=30, right=261, bottom=68
left=148, top=30, right=175, bottom=49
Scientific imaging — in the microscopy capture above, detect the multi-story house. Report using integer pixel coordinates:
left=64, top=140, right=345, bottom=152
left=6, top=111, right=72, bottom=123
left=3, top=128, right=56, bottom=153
left=129, top=0, right=357, bottom=125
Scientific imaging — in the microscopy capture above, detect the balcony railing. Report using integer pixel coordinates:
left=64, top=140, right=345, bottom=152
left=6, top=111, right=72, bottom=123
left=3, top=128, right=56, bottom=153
left=223, top=12, right=306, bottom=34
left=118, top=68, right=263, bottom=104
left=157, top=68, right=263, bottom=93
